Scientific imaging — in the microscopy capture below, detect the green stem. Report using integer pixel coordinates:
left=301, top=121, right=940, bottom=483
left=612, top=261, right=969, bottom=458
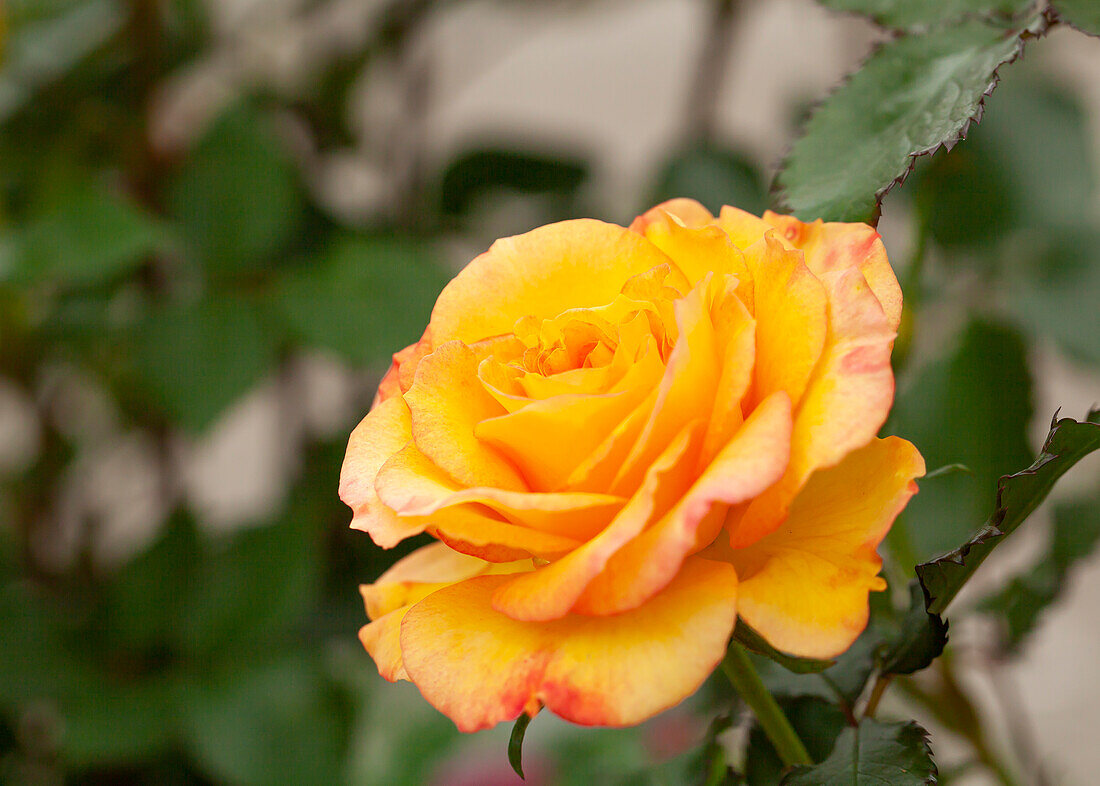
left=721, top=644, right=813, bottom=767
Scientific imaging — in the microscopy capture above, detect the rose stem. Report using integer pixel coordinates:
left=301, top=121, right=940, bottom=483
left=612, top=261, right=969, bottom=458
left=721, top=643, right=813, bottom=767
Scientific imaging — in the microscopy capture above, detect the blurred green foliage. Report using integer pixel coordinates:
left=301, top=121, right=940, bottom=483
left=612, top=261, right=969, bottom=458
left=0, top=0, right=1098, bottom=785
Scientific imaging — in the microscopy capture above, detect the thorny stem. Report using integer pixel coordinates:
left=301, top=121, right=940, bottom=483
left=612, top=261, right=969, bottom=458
left=721, top=643, right=813, bottom=767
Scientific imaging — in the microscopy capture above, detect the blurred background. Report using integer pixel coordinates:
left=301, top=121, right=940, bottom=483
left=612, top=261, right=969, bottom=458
left=0, top=0, right=1098, bottom=784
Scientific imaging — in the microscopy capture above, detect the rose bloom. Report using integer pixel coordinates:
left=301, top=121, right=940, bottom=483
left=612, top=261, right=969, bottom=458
left=342, top=198, right=924, bottom=733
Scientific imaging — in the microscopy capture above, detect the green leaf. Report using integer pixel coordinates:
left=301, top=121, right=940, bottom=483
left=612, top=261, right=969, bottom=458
left=0, top=582, right=100, bottom=707
left=181, top=655, right=348, bottom=786
left=917, top=410, right=1100, bottom=614
left=912, top=77, right=1096, bottom=250
left=773, top=17, right=1040, bottom=222
left=61, top=676, right=180, bottom=767
left=167, top=104, right=304, bottom=274
left=438, top=148, right=588, bottom=218
left=178, top=512, right=320, bottom=657
left=1006, top=227, right=1100, bottom=366
left=508, top=711, right=533, bottom=780
left=100, top=510, right=203, bottom=655
left=12, top=183, right=162, bottom=287
left=744, top=697, right=848, bottom=786
left=877, top=582, right=948, bottom=676
left=734, top=622, right=834, bottom=674
left=980, top=496, right=1100, bottom=650
left=886, top=320, right=1033, bottom=560
left=130, top=296, right=278, bottom=432
left=818, top=0, right=1033, bottom=30
left=272, top=235, right=448, bottom=365
left=780, top=719, right=936, bottom=785
left=1052, top=0, right=1100, bottom=35
left=648, top=147, right=766, bottom=217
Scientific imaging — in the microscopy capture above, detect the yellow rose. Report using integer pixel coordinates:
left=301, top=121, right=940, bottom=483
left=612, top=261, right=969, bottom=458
left=342, top=198, right=924, bottom=732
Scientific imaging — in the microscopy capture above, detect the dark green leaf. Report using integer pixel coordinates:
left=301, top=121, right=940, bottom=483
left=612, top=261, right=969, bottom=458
left=100, top=510, right=203, bottom=655
left=438, top=148, right=588, bottom=218
left=649, top=147, right=766, bottom=217
left=734, top=622, right=834, bottom=674
left=980, top=496, right=1100, bottom=650
left=913, top=77, right=1096, bottom=250
left=1006, top=227, right=1100, bottom=366
left=886, top=320, right=1033, bottom=560
left=877, top=582, right=947, bottom=676
left=773, top=17, right=1040, bottom=222
left=12, top=184, right=162, bottom=287
left=744, top=697, right=848, bottom=786
left=1053, top=0, right=1100, bottom=35
left=130, top=296, right=278, bottom=432
left=61, top=676, right=180, bottom=766
left=818, top=0, right=1033, bottom=30
left=178, top=512, right=320, bottom=657
left=0, top=582, right=99, bottom=707
left=167, top=104, right=304, bottom=274
left=508, top=711, right=533, bottom=780
left=780, top=719, right=936, bottom=785
left=272, top=235, right=448, bottom=365
left=819, top=631, right=881, bottom=706
left=181, top=655, right=348, bottom=786
left=918, top=410, right=1100, bottom=614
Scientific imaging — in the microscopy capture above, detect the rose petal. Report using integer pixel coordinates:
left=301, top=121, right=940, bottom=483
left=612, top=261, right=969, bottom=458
left=399, top=556, right=738, bottom=731
left=476, top=336, right=666, bottom=491
left=630, top=198, right=717, bottom=233
left=489, top=419, right=705, bottom=622
left=762, top=211, right=901, bottom=329
left=741, top=232, right=828, bottom=413
left=722, top=436, right=924, bottom=658
left=610, top=277, right=721, bottom=496
left=574, top=391, right=791, bottom=615
left=428, top=219, right=679, bottom=346
left=700, top=274, right=756, bottom=464
left=339, top=396, right=423, bottom=548
left=376, top=443, right=624, bottom=542
left=359, top=543, right=532, bottom=681
left=732, top=265, right=896, bottom=547
left=633, top=205, right=750, bottom=286
left=404, top=340, right=528, bottom=492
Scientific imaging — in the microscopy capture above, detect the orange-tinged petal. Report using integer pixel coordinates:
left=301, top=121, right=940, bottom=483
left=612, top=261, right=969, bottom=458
left=563, top=386, right=659, bottom=492
left=723, top=436, right=924, bottom=658
left=359, top=544, right=532, bottom=681
left=362, top=542, right=499, bottom=619
left=399, top=556, right=738, bottom=731
left=477, top=337, right=666, bottom=492
left=762, top=211, right=901, bottom=330
left=490, top=419, right=705, bottom=622
left=404, top=340, right=528, bottom=492
left=428, top=219, right=678, bottom=346
left=717, top=205, right=774, bottom=251
left=575, top=392, right=791, bottom=616
left=360, top=608, right=412, bottom=681
left=339, top=396, right=423, bottom=548
left=629, top=198, right=716, bottom=236
left=611, top=278, right=721, bottom=496
left=742, top=232, right=828, bottom=413
left=634, top=206, right=750, bottom=286
left=700, top=274, right=756, bottom=464
left=732, top=266, right=896, bottom=547
left=375, top=443, right=623, bottom=542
